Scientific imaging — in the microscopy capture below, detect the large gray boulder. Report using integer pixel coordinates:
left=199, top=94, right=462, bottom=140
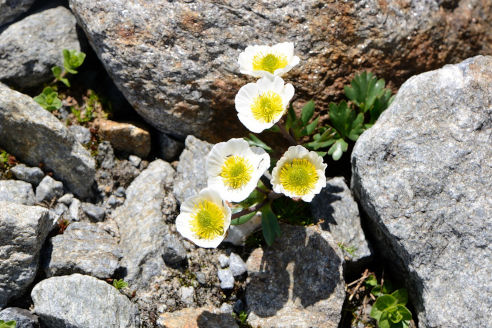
left=31, top=274, right=140, bottom=328
left=43, top=222, right=122, bottom=279
left=0, top=202, right=51, bottom=307
left=351, top=56, right=492, bottom=328
left=114, top=160, right=186, bottom=288
left=0, top=180, right=35, bottom=205
left=311, top=177, right=372, bottom=268
left=245, top=224, right=345, bottom=328
left=0, top=83, right=95, bottom=198
left=0, top=6, right=81, bottom=88
left=69, top=0, right=491, bottom=140
left=0, top=0, right=35, bottom=27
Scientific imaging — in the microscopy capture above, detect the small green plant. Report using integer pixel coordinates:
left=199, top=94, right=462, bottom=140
left=52, top=49, right=86, bottom=87
left=0, top=151, right=9, bottom=165
left=337, top=242, right=358, bottom=257
left=33, top=87, right=62, bottom=111
left=238, top=311, right=248, bottom=324
left=112, top=279, right=128, bottom=290
left=365, top=276, right=413, bottom=328
left=0, top=320, right=16, bottom=328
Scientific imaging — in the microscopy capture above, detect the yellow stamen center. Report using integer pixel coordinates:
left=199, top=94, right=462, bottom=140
left=279, top=158, right=318, bottom=196
left=191, top=200, right=225, bottom=240
left=251, top=91, right=284, bottom=123
left=252, top=52, right=288, bottom=74
left=220, top=156, right=253, bottom=189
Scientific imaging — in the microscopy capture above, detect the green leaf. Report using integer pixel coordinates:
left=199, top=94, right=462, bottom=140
left=304, top=139, right=335, bottom=151
left=244, top=134, right=272, bottom=153
left=51, top=65, right=62, bottom=78
left=329, top=101, right=362, bottom=140
left=34, top=87, right=62, bottom=111
left=112, top=279, right=128, bottom=290
left=268, top=125, right=281, bottom=133
left=231, top=212, right=256, bottom=225
left=347, top=113, right=364, bottom=141
left=327, top=139, right=348, bottom=161
left=285, top=103, right=297, bottom=130
left=59, top=77, right=70, bottom=87
left=395, top=304, right=412, bottom=321
left=261, top=204, right=281, bottom=246
left=301, top=116, right=319, bottom=136
left=370, top=295, right=397, bottom=321
left=316, top=151, right=327, bottom=157
left=0, top=320, right=16, bottom=328
left=391, top=289, right=408, bottom=305
left=365, top=274, right=378, bottom=287
left=378, top=313, right=392, bottom=328
left=63, top=49, right=86, bottom=74
left=300, top=100, right=315, bottom=125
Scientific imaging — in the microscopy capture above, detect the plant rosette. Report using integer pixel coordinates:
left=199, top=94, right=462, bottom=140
left=206, top=138, right=270, bottom=203
left=271, top=145, right=327, bottom=202
left=238, top=42, right=300, bottom=78
left=235, top=76, right=294, bottom=133
left=176, top=188, right=232, bottom=248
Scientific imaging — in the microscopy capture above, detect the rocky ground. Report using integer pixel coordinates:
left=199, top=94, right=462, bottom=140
left=0, top=1, right=491, bottom=328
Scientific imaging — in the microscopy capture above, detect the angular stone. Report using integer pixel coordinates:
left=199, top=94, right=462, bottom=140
left=179, top=286, right=194, bottom=306
left=31, top=274, right=140, bottom=328
left=35, top=176, right=63, bottom=203
left=69, top=198, right=81, bottom=221
left=95, top=119, right=151, bottom=158
left=81, top=202, right=106, bottom=222
left=114, top=160, right=186, bottom=288
left=11, top=164, right=44, bottom=186
left=68, top=125, right=92, bottom=145
left=157, top=307, right=238, bottom=328
left=0, top=180, right=35, bottom=205
left=217, top=269, right=234, bottom=290
left=0, top=0, right=35, bottom=26
left=218, top=254, right=229, bottom=268
left=0, top=202, right=51, bottom=307
left=351, top=56, right=492, bottom=328
left=57, top=193, right=74, bottom=206
left=311, top=177, right=372, bottom=267
left=0, top=7, right=80, bottom=88
left=69, top=0, right=491, bottom=141
left=229, top=253, right=247, bottom=277
left=43, top=222, right=121, bottom=279
left=0, top=83, right=95, bottom=198
left=246, top=224, right=345, bottom=328
left=172, top=136, right=212, bottom=204
left=0, top=307, right=39, bottom=328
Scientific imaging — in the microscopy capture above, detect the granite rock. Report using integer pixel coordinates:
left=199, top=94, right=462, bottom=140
left=31, top=274, right=140, bottom=328
left=95, top=119, right=151, bottom=158
left=81, top=202, right=106, bottom=222
left=0, top=0, right=35, bottom=26
left=172, top=135, right=212, bottom=204
left=229, top=253, right=247, bottom=277
left=68, top=125, right=92, bottom=145
left=0, top=202, right=51, bottom=307
left=246, top=224, right=345, bottom=328
left=0, top=307, right=39, bottom=328
left=217, top=269, right=234, bottom=290
left=35, top=176, right=63, bottom=203
left=43, top=222, right=122, bottom=279
left=0, top=180, right=35, bottom=205
left=11, top=164, right=44, bottom=186
left=351, top=56, right=492, bottom=328
left=0, top=6, right=81, bottom=88
left=311, top=177, right=372, bottom=267
left=69, top=0, right=491, bottom=141
left=0, top=83, right=95, bottom=198
left=114, top=160, right=186, bottom=288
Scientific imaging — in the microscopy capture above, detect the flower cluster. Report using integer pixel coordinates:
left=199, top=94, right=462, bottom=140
left=177, top=42, right=327, bottom=248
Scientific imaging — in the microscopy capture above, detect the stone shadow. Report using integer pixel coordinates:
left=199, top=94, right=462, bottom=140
left=310, top=182, right=344, bottom=232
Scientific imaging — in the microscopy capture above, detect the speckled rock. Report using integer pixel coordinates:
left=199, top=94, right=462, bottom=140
left=0, top=0, right=35, bottom=26
left=157, top=307, right=238, bottom=328
left=43, top=222, right=122, bottom=279
left=94, top=119, right=151, bottom=158
left=114, top=160, right=186, bottom=288
left=245, top=224, right=345, bottom=328
left=0, top=202, right=51, bottom=307
left=351, top=56, right=492, bottom=328
left=172, top=136, right=212, bottom=204
left=311, top=177, right=372, bottom=267
left=11, top=164, right=44, bottom=186
left=0, top=83, right=95, bottom=198
left=0, top=6, right=81, bottom=88
left=69, top=0, right=491, bottom=140
left=0, top=307, right=39, bottom=328
left=68, top=125, right=92, bottom=145
left=0, top=180, right=35, bottom=205
left=35, top=176, right=63, bottom=203
left=31, top=274, right=140, bottom=328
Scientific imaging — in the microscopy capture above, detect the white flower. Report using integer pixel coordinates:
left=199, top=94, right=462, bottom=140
left=235, top=76, right=294, bottom=133
left=176, top=188, right=232, bottom=248
left=207, top=138, right=270, bottom=202
left=238, top=42, right=300, bottom=78
left=271, top=145, right=327, bottom=202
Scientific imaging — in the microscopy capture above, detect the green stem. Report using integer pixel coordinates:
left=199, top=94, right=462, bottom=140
left=276, top=121, right=297, bottom=146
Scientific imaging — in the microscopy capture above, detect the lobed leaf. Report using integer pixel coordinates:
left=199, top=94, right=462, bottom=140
left=261, top=204, right=281, bottom=246
left=300, top=100, right=315, bottom=125
left=391, top=289, right=408, bottom=305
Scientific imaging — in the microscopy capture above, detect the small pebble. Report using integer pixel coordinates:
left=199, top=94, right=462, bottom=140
left=68, top=125, right=91, bottom=144
left=57, top=193, right=74, bottom=206
left=36, top=176, right=63, bottom=203
left=82, top=203, right=106, bottom=222
left=69, top=198, right=81, bottom=221
left=114, top=186, right=126, bottom=197
left=218, top=268, right=234, bottom=289
left=179, top=286, right=195, bottom=306
left=11, top=164, right=44, bottom=186
left=128, top=155, right=142, bottom=167
left=220, top=303, right=233, bottom=314
left=229, top=252, right=247, bottom=277
left=218, top=254, right=229, bottom=268
left=195, top=272, right=207, bottom=285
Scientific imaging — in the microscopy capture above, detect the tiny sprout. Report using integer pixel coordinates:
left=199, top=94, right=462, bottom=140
left=0, top=320, right=16, bottom=328
left=63, top=49, right=86, bottom=74
left=33, top=87, right=62, bottom=111
left=112, top=279, right=128, bottom=290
